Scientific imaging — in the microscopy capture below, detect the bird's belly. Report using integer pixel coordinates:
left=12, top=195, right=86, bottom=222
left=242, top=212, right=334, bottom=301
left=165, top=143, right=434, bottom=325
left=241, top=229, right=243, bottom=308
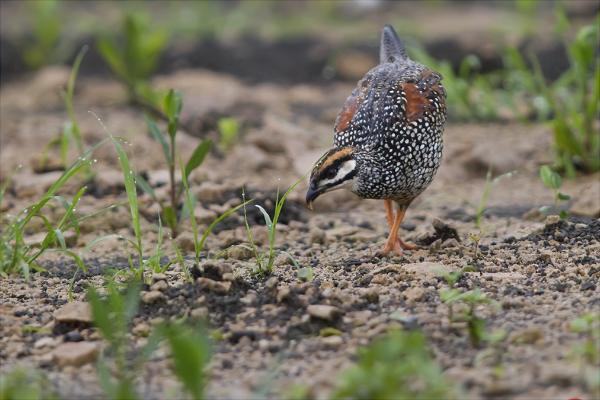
left=354, top=132, right=443, bottom=202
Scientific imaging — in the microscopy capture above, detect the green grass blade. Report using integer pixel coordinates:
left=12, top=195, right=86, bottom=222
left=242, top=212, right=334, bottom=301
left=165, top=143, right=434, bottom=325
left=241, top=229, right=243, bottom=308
left=64, top=45, right=88, bottom=152
left=198, top=201, right=252, bottom=253
left=255, top=205, right=273, bottom=231
left=110, top=137, right=143, bottom=260
left=185, top=140, right=212, bottom=181
left=181, top=162, right=200, bottom=262
left=145, top=115, right=171, bottom=164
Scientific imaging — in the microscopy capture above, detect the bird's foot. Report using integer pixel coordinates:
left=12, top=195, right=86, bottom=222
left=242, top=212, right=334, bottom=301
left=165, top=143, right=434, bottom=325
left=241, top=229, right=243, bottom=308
left=398, top=238, right=418, bottom=250
left=381, top=238, right=418, bottom=256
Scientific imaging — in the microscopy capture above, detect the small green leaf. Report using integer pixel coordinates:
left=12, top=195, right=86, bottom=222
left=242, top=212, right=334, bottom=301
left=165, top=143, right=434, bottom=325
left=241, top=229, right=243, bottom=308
left=97, top=38, right=126, bottom=79
left=557, top=192, right=570, bottom=201
left=145, top=116, right=171, bottom=164
left=162, top=324, right=210, bottom=400
left=559, top=210, right=569, bottom=220
left=255, top=205, right=273, bottom=230
left=87, top=287, right=114, bottom=343
left=164, top=89, right=182, bottom=137
left=319, top=327, right=342, bottom=337
left=297, top=267, right=314, bottom=282
left=185, top=140, right=212, bottom=180
left=162, top=206, right=178, bottom=232
left=539, top=165, right=561, bottom=190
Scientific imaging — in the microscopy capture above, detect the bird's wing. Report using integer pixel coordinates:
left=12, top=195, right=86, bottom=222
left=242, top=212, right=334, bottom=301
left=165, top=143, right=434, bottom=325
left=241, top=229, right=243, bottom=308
left=333, top=73, right=377, bottom=149
left=396, top=69, right=446, bottom=125
left=333, top=67, right=446, bottom=149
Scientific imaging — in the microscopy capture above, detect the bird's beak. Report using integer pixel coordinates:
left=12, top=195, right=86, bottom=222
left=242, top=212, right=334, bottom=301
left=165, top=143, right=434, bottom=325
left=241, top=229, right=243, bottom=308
left=305, top=184, right=322, bottom=211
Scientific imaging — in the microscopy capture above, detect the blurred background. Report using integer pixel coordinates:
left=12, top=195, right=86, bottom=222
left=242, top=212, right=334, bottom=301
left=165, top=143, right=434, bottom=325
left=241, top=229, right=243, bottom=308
left=1, top=0, right=597, bottom=84
left=0, top=0, right=598, bottom=181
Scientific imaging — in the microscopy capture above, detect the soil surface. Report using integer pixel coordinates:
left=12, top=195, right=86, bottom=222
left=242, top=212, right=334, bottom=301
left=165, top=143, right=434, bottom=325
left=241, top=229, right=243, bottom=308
left=1, top=59, right=599, bottom=399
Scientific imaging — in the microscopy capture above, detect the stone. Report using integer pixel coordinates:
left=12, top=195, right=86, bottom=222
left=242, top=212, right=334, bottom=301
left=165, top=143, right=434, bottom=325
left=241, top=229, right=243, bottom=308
left=64, top=331, right=84, bottom=342
left=401, top=262, right=453, bottom=278
left=307, top=305, right=342, bottom=321
left=221, top=273, right=234, bottom=281
left=52, top=342, right=99, bottom=367
left=276, top=286, right=291, bottom=303
left=34, top=337, right=57, bottom=349
left=190, top=307, right=208, bottom=319
left=309, top=228, right=326, bottom=244
left=175, top=232, right=196, bottom=252
left=152, top=273, right=168, bottom=282
left=360, top=288, right=379, bottom=303
left=321, top=335, right=344, bottom=349
left=150, top=280, right=168, bottom=292
left=403, top=287, right=426, bottom=304
left=226, top=245, right=253, bottom=261
left=509, top=327, right=543, bottom=345
left=197, top=278, right=232, bottom=294
left=53, top=302, right=92, bottom=324
left=142, top=290, right=165, bottom=304
left=544, top=215, right=560, bottom=226
left=132, top=323, right=150, bottom=337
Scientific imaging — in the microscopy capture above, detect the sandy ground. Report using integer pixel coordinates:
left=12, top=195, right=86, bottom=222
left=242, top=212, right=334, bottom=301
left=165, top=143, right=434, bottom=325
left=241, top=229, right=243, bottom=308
left=1, top=67, right=599, bottom=399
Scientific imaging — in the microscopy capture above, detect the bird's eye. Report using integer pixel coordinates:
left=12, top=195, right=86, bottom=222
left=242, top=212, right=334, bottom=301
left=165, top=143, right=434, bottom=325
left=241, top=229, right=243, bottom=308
left=324, top=169, right=338, bottom=180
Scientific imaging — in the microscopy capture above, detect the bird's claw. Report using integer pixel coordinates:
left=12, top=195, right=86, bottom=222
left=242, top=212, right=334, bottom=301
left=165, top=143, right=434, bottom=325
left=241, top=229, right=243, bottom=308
left=381, top=239, right=418, bottom=256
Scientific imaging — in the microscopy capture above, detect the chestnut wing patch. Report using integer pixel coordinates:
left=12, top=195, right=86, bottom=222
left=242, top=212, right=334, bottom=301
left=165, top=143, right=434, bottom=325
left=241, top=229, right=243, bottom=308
left=334, top=94, right=359, bottom=133
left=400, top=70, right=446, bottom=123
left=334, top=75, right=372, bottom=133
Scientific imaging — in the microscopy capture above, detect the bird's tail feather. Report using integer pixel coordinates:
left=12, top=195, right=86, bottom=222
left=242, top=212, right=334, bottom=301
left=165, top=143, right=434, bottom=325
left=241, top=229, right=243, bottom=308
left=380, top=24, right=409, bottom=64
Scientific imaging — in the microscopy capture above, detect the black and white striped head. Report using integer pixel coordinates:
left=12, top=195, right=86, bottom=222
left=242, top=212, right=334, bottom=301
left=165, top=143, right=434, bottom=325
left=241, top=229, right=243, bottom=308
left=306, top=147, right=358, bottom=209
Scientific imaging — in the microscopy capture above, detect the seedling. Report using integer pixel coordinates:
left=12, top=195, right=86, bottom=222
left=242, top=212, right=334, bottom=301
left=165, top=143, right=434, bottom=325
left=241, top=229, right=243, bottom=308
left=139, top=90, right=213, bottom=237
left=61, top=45, right=90, bottom=164
left=159, top=322, right=211, bottom=400
left=0, top=367, right=57, bottom=400
left=22, top=0, right=61, bottom=69
left=88, top=282, right=140, bottom=399
left=475, top=169, right=516, bottom=229
left=97, top=13, right=167, bottom=108
left=0, top=139, right=108, bottom=278
left=539, top=165, right=570, bottom=218
left=145, top=215, right=172, bottom=274
left=88, top=282, right=162, bottom=400
left=569, top=312, right=600, bottom=365
left=243, top=179, right=302, bottom=275
left=531, top=13, right=600, bottom=176
left=108, top=130, right=144, bottom=279
left=331, top=330, right=458, bottom=399
left=39, top=45, right=89, bottom=172
left=569, top=312, right=600, bottom=395
left=217, top=117, right=240, bottom=152
left=440, top=287, right=497, bottom=347
left=181, top=165, right=249, bottom=265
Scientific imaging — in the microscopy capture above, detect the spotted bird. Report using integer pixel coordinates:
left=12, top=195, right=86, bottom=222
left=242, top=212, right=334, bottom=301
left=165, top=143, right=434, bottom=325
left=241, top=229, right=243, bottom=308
left=306, top=25, right=447, bottom=255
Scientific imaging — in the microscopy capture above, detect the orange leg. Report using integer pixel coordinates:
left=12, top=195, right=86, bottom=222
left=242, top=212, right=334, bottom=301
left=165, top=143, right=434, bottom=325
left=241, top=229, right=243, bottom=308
left=384, top=199, right=394, bottom=227
left=382, top=201, right=417, bottom=255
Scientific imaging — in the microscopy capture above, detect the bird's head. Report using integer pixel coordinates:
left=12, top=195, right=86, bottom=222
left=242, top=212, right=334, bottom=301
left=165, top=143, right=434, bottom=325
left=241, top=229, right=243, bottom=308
left=306, top=147, right=358, bottom=210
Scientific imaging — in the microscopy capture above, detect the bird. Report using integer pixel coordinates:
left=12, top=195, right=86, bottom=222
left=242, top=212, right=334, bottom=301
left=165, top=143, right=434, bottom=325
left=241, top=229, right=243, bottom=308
left=305, top=25, right=446, bottom=256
